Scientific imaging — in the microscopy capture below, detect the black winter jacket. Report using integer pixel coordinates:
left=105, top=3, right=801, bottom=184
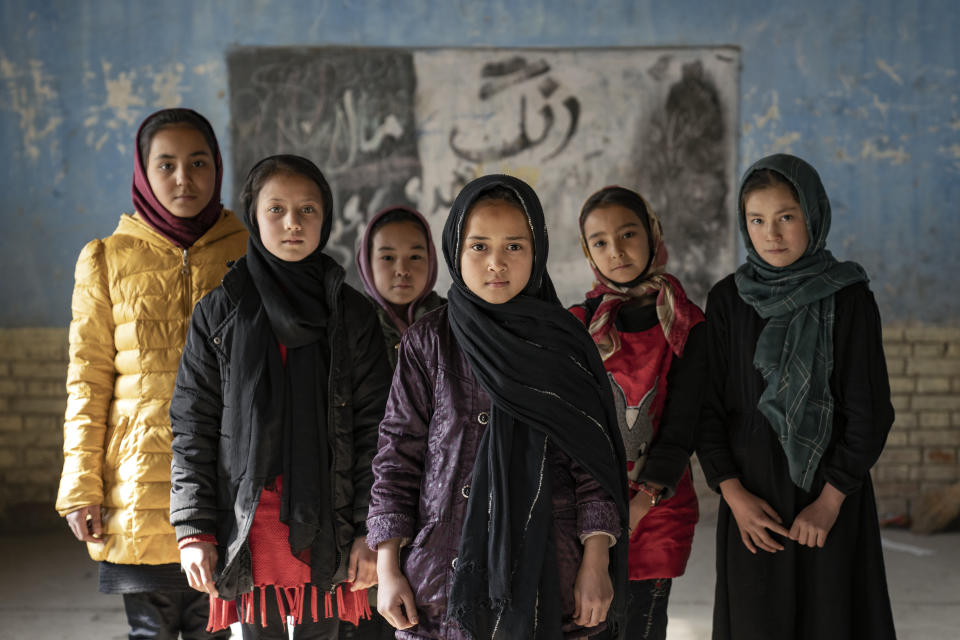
left=169, top=257, right=391, bottom=599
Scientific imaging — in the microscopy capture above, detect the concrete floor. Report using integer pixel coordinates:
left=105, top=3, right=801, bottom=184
left=1, top=496, right=958, bottom=639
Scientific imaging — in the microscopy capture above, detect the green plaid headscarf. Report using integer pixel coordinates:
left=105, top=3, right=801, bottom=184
left=734, top=154, right=868, bottom=491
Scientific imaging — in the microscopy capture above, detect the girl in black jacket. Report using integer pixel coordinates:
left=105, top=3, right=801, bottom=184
left=170, top=155, right=392, bottom=639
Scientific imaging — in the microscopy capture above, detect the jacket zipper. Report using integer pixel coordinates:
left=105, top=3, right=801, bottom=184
left=181, top=248, right=191, bottom=323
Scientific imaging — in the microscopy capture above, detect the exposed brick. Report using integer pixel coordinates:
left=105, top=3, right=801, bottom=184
left=910, top=466, right=960, bottom=482
left=907, top=358, right=960, bottom=376
left=879, top=447, right=922, bottom=464
left=25, top=380, right=67, bottom=397
left=893, top=412, right=918, bottom=429
left=874, top=481, right=920, bottom=498
left=924, top=448, right=957, bottom=464
left=885, top=357, right=906, bottom=375
left=888, top=376, right=915, bottom=394
left=952, top=378, right=960, bottom=393
left=882, top=343, right=911, bottom=357
left=890, top=394, right=911, bottom=412
left=885, top=431, right=909, bottom=446
left=882, top=327, right=905, bottom=342
left=913, top=395, right=960, bottom=411
left=920, top=481, right=956, bottom=494
left=23, top=415, right=61, bottom=431
left=0, top=414, right=23, bottom=432
left=947, top=343, right=960, bottom=357
left=875, top=497, right=908, bottom=518
left=10, top=397, right=67, bottom=415
left=909, top=430, right=960, bottom=446
left=0, top=449, right=17, bottom=468
left=25, top=449, right=58, bottom=468
left=954, top=412, right=960, bottom=427
left=904, top=327, right=960, bottom=343
left=0, top=378, right=25, bottom=396
left=920, top=412, right=952, bottom=428
left=0, top=340, right=68, bottom=361
left=916, top=377, right=952, bottom=393
left=914, top=343, right=947, bottom=357
left=0, top=362, right=9, bottom=376
left=875, top=464, right=911, bottom=481
left=0, top=327, right=68, bottom=347
left=10, top=362, right=68, bottom=380
left=21, top=469, right=58, bottom=486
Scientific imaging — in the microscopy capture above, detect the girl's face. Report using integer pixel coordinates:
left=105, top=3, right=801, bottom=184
left=145, top=125, right=216, bottom=218
left=460, top=200, right=533, bottom=304
left=582, top=204, right=651, bottom=283
left=743, top=183, right=810, bottom=268
left=370, top=221, right=430, bottom=307
left=255, top=172, right=325, bottom=262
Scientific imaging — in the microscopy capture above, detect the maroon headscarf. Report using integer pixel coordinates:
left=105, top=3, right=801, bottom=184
left=131, top=108, right=223, bottom=248
left=355, top=207, right=438, bottom=332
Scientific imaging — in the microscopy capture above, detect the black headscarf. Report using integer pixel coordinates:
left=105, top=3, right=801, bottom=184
left=443, top=175, right=629, bottom=639
left=234, top=154, right=341, bottom=578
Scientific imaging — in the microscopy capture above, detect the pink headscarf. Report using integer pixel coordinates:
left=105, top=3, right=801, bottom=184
left=131, top=108, right=223, bottom=248
left=356, top=207, right=438, bottom=332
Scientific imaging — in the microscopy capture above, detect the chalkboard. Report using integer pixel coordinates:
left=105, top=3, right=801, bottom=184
left=228, top=46, right=740, bottom=304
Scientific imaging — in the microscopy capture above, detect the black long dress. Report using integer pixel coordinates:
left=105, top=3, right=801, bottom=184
left=697, top=275, right=897, bottom=640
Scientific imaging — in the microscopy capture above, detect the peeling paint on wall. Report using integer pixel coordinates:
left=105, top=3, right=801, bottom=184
left=875, top=59, right=904, bottom=85
left=151, top=63, right=186, bottom=108
left=860, top=137, right=910, bottom=165
left=0, top=52, right=63, bottom=163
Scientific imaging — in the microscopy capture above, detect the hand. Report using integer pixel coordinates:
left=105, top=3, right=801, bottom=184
left=789, top=483, right=845, bottom=548
left=347, top=536, right=378, bottom=591
left=65, top=505, right=104, bottom=544
left=573, top=535, right=613, bottom=628
left=719, top=479, right=790, bottom=554
left=180, top=542, right=219, bottom=597
left=376, top=539, right=418, bottom=630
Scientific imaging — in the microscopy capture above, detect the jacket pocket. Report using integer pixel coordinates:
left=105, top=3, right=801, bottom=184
left=402, top=521, right=447, bottom=604
left=104, top=415, right=130, bottom=469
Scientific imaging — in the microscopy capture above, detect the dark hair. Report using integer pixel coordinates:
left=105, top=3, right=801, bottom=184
left=740, top=168, right=801, bottom=211
left=137, top=108, right=219, bottom=168
left=369, top=208, right=428, bottom=241
left=468, top=185, right=526, bottom=214
left=239, top=155, right=333, bottom=234
left=579, top=186, right=655, bottom=260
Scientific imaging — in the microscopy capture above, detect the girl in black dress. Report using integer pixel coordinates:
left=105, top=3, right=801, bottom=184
left=696, top=154, right=897, bottom=640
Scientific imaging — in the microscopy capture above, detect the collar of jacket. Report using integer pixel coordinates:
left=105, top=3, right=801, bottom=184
left=220, top=254, right=345, bottom=313
left=116, top=209, right=246, bottom=250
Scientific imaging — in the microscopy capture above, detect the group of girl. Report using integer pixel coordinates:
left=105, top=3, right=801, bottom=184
left=57, top=107, right=896, bottom=640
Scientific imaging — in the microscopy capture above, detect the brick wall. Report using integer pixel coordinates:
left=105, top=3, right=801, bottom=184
left=0, top=328, right=69, bottom=531
left=874, top=327, right=960, bottom=519
left=0, top=326, right=957, bottom=531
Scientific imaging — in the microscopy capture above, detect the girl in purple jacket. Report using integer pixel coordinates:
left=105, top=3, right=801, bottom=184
left=366, top=175, right=629, bottom=639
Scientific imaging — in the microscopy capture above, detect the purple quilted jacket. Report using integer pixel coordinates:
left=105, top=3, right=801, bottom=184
left=367, top=306, right=620, bottom=639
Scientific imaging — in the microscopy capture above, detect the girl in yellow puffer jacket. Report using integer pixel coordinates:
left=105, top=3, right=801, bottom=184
left=55, top=108, right=247, bottom=639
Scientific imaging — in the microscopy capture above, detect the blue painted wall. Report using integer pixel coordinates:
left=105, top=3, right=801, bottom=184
left=1, top=0, right=958, bottom=325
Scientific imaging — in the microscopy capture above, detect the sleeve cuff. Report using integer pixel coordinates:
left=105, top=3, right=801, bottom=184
left=178, top=534, right=218, bottom=549
left=174, top=520, right=216, bottom=541
left=366, top=513, right=416, bottom=550
left=580, top=531, right=617, bottom=547
left=577, top=500, right=620, bottom=541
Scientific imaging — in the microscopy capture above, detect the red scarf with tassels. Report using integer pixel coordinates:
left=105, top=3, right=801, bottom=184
left=205, top=476, right=371, bottom=632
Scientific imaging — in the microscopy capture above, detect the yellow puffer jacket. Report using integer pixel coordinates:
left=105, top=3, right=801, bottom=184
left=55, top=210, right=247, bottom=565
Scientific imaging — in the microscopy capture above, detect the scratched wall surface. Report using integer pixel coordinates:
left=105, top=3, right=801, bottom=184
left=228, top=47, right=738, bottom=303
left=1, top=1, right=958, bottom=325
